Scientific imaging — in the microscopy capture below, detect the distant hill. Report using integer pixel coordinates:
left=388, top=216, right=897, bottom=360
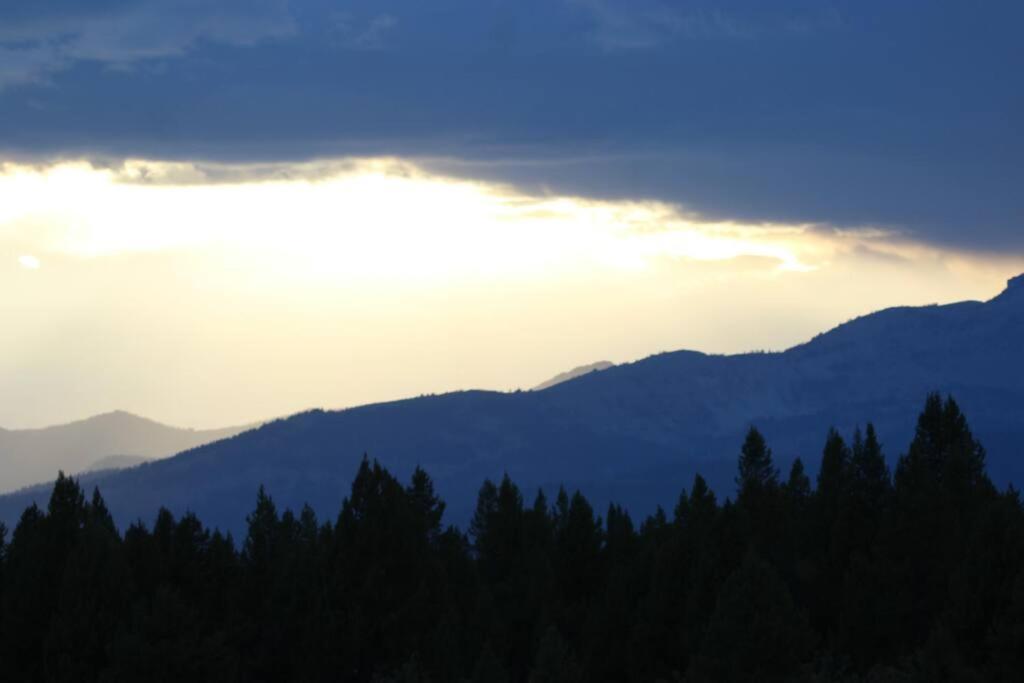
left=0, top=411, right=252, bottom=493
left=3, top=276, right=1023, bottom=535
left=533, top=361, right=615, bottom=391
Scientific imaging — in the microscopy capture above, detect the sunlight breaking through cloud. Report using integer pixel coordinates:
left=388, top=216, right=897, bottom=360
left=0, top=158, right=906, bottom=281
left=1, top=157, right=1021, bottom=429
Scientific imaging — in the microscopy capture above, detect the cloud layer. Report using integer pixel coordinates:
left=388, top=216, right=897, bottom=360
left=2, top=158, right=1022, bottom=428
left=1, top=1, right=1022, bottom=250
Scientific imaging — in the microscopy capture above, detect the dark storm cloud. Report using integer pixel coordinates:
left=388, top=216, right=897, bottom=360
left=1, top=1, right=1021, bottom=250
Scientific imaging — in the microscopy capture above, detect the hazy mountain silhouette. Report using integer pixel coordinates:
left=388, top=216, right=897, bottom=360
left=0, top=411, right=252, bottom=493
left=533, top=361, right=615, bottom=391
left=3, top=276, right=1023, bottom=535
left=82, top=454, right=153, bottom=473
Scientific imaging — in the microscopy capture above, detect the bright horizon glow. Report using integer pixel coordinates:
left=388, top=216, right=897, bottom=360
left=1, top=158, right=1022, bottom=429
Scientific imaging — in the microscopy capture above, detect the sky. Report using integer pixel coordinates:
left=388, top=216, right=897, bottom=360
left=1, top=1, right=1022, bottom=429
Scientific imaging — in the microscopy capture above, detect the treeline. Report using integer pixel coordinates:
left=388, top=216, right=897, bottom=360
left=1, top=394, right=1023, bottom=682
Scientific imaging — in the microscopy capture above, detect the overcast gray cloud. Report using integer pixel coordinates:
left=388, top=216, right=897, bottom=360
left=0, top=0, right=1021, bottom=251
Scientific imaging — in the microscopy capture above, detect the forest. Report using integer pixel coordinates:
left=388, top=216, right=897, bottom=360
left=1, top=393, right=1022, bottom=682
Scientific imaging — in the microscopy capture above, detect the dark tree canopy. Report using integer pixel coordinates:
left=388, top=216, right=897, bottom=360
left=0, top=394, right=1022, bottom=682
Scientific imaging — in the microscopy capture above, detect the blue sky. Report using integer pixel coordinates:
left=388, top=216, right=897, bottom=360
left=2, top=0, right=1021, bottom=250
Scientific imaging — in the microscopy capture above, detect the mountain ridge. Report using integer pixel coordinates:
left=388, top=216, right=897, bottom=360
left=2, top=276, right=1022, bottom=535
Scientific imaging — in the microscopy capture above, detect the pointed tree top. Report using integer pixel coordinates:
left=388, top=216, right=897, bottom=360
left=737, top=426, right=778, bottom=497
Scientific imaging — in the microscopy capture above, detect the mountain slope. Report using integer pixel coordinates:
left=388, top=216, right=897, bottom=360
left=83, top=455, right=153, bottom=473
left=3, top=276, right=1023, bottom=535
left=0, top=411, right=253, bottom=493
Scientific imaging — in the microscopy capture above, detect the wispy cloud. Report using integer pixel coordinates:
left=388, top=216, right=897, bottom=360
left=568, top=0, right=842, bottom=50
left=0, top=45, right=68, bottom=89
left=0, top=0, right=296, bottom=89
left=331, top=13, right=398, bottom=51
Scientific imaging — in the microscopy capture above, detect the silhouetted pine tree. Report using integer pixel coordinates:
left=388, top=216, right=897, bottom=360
left=737, top=427, right=778, bottom=500
left=589, top=502, right=637, bottom=680
left=785, top=458, right=812, bottom=507
left=883, top=394, right=997, bottom=660
left=237, top=485, right=292, bottom=680
left=851, top=425, right=891, bottom=506
left=332, top=457, right=450, bottom=680
left=817, top=428, right=851, bottom=514
left=2, top=472, right=90, bottom=680
left=407, top=465, right=445, bottom=542
left=835, top=425, right=894, bottom=670
left=553, top=491, right=602, bottom=624
left=44, top=487, right=129, bottom=681
left=809, top=429, right=853, bottom=641
left=676, top=474, right=723, bottom=676
left=736, top=426, right=786, bottom=574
